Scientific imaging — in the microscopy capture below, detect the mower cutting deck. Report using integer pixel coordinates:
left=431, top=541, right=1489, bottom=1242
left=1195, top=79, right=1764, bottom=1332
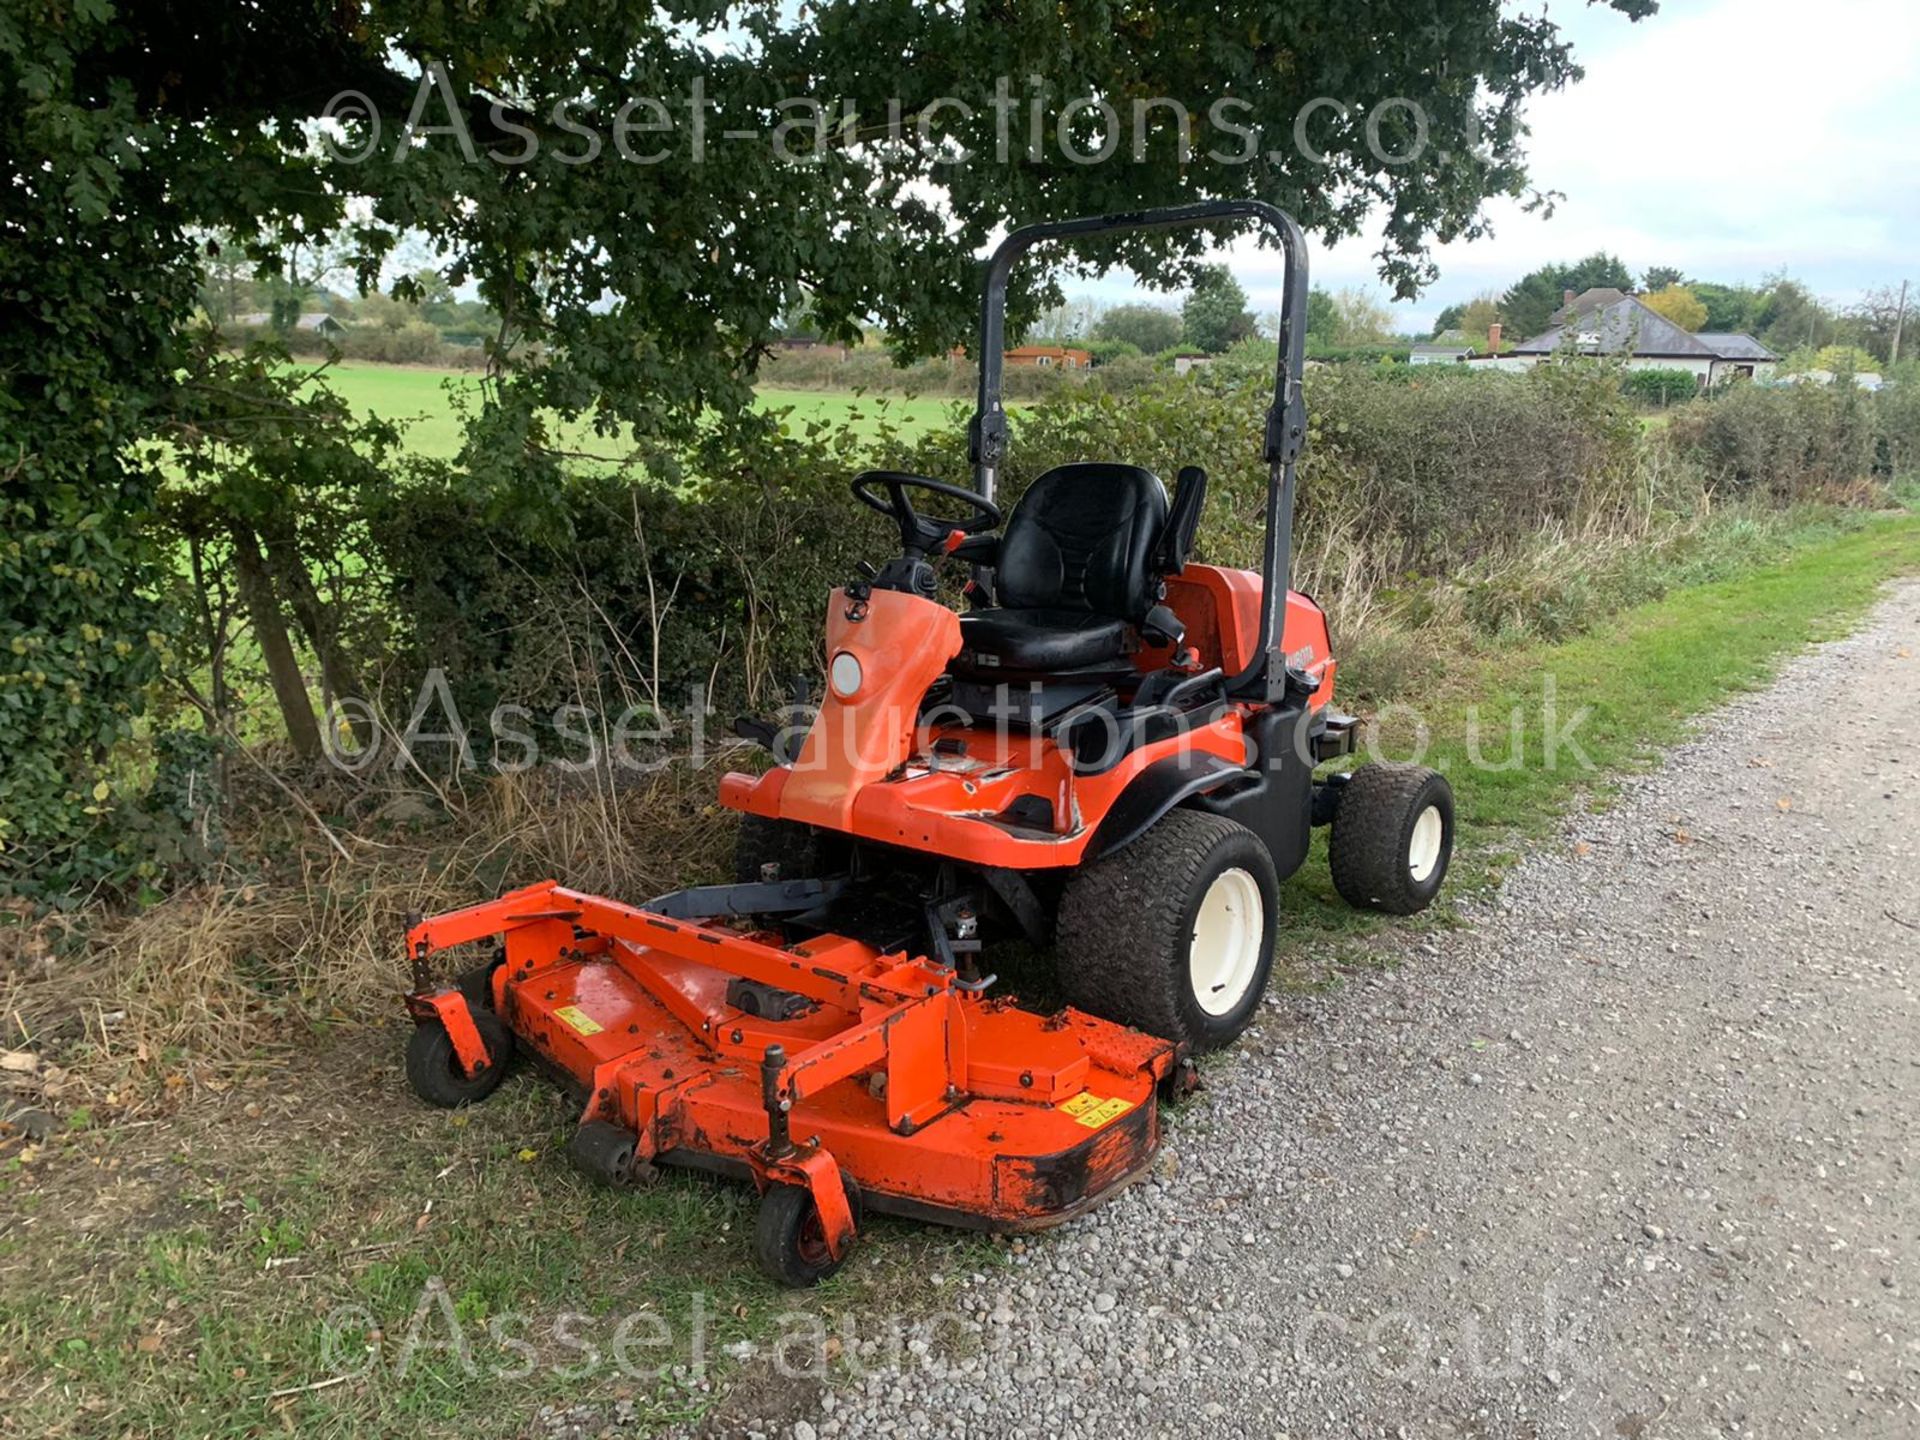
left=403, top=879, right=1180, bottom=1284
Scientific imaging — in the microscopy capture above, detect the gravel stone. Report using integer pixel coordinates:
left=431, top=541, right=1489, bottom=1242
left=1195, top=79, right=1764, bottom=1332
left=693, top=580, right=1920, bottom=1439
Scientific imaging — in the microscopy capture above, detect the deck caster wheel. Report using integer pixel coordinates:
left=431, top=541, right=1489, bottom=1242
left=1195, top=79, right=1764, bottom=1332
left=568, top=1121, right=643, bottom=1186
left=753, top=1177, right=862, bottom=1288
left=1328, top=763, right=1454, bottom=915
left=1158, top=1055, right=1202, bottom=1106
left=455, top=948, right=506, bottom=1011
left=404, top=1008, right=514, bottom=1108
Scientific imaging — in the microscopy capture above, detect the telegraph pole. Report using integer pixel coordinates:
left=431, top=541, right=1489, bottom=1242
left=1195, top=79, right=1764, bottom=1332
left=1891, top=279, right=1909, bottom=367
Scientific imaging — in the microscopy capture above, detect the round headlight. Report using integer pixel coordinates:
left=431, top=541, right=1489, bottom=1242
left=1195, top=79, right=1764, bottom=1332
left=829, top=650, right=863, bottom=698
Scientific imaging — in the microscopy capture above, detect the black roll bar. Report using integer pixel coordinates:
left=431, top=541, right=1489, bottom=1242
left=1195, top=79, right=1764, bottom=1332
left=966, top=200, right=1310, bottom=702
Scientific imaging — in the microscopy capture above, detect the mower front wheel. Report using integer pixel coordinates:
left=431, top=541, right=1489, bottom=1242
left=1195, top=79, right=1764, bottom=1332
left=1328, top=763, right=1454, bottom=915
left=404, top=1008, right=514, bottom=1109
left=754, top=1177, right=863, bottom=1288
left=1055, top=809, right=1278, bottom=1053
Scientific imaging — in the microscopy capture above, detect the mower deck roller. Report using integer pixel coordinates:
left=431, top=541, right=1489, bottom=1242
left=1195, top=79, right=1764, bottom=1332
left=404, top=880, right=1180, bottom=1282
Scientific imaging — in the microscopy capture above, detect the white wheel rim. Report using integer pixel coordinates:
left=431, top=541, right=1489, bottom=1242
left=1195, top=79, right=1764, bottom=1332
left=1408, top=805, right=1444, bottom=883
left=1188, top=868, right=1264, bottom=1017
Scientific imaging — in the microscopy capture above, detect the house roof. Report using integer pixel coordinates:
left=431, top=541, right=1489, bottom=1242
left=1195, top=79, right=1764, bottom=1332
left=1695, top=332, right=1777, bottom=361
left=1549, top=287, right=1629, bottom=323
left=1513, top=291, right=1776, bottom=362
left=233, top=312, right=346, bottom=331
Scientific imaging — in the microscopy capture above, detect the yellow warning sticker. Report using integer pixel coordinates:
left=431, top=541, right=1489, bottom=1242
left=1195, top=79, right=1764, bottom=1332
left=554, top=1004, right=603, bottom=1036
left=1060, top=1092, right=1133, bottom=1129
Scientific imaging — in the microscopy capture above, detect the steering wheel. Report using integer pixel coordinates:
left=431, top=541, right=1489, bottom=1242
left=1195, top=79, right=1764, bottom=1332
left=850, top=471, right=1003, bottom=558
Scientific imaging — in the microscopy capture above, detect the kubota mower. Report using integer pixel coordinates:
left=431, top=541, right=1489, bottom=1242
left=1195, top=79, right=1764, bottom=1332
left=402, top=201, right=1454, bottom=1285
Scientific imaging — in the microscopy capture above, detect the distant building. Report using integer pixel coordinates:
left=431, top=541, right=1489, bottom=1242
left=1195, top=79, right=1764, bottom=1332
left=1414, top=322, right=1511, bottom=366
left=1170, top=351, right=1213, bottom=376
left=233, top=311, right=349, bottom=337
left=1006, top=345, right=1091, bottom=370
left=1410, top=344, right=1475, bottom=366
left=1503, top=289, right=1777, bottom=385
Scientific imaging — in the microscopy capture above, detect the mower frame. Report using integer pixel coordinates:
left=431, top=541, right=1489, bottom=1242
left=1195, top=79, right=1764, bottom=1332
left=969, top=200, right=1310, bottom=704
left=402, top=201, right=1455, bottom=1284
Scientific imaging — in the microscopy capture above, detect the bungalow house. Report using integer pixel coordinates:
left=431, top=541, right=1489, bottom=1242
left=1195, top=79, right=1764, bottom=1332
left=1410, top=343, right=1475, bottom=365
left=1006, top=345, right=1091, bottom=370
left=1171, top=351, right=1214, bottom=376
left=1504, top=289, right=1777, bottom=386
left=234, top=311, right=350, bottom=338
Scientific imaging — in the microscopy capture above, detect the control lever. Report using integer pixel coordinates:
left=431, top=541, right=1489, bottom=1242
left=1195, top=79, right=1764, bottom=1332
left=1141, top=603, right=1186, bottom=648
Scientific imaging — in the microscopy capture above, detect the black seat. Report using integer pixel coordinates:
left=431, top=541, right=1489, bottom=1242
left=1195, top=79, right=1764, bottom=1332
left=953, top=608, right=1134, bottom=674
left=951, top=462, right=1168, bottom=678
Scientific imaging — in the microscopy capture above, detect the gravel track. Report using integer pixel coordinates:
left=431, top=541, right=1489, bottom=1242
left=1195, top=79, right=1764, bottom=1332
left=718, top=580, right=1920, bottom=1440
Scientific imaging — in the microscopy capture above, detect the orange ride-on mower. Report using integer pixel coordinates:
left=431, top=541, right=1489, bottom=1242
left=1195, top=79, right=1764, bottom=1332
left=401, top=201, right=1454, bottom=1286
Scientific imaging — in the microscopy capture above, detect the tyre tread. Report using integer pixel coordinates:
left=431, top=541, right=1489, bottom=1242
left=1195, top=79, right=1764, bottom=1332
left=1055, top=808, right=1272, bottom=1050
left=1328, top=762, right=1450, bottom=915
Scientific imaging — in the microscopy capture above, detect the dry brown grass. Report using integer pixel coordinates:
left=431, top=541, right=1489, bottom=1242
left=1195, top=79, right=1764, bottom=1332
left=0, top=752, right=744, bottom=1103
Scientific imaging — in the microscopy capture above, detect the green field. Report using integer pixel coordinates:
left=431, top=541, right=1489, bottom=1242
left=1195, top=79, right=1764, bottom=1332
left=315, top=363, right=971, bottom=460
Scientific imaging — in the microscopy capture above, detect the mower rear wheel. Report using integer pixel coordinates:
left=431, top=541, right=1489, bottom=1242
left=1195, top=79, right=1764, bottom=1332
left=754, top=1177, right=863, bottom=1288
left=1055, top=809, right=1278, bottom=1052
left=1328, top=763, right=1454, bottom=915
left=404, top=1008, right=514, bottom=1108
left=732, top=813, right=821, bottom=884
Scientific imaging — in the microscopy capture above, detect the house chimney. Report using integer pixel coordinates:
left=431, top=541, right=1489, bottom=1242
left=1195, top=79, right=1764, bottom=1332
left=1486, top=321, right=1502, bottom=352
left=1563, top=288, right=1576, bottom=308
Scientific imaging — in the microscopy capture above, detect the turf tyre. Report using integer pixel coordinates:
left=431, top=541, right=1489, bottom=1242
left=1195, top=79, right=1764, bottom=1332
left=1328, top=763, right=1454, bottom=915
left=404, top=1008, right=514, bottom=1108
left=753, top=1177, right=863, bottom=1288
left=1054, top=808, right=1278, bottom=1052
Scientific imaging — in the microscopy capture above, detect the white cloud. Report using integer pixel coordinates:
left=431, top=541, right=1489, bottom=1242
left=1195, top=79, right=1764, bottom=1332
left=1086, top=0, right=1920, bottom=333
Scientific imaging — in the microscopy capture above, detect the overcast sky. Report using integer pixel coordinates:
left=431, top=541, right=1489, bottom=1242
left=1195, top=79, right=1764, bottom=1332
left=1097, top=0, right=1920, bottom=335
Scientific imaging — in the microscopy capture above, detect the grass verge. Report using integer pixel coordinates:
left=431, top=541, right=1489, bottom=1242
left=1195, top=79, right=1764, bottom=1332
left=4, top=509, right=1917, bottom=1437
left=1276, top=507, right=1920, bottom=967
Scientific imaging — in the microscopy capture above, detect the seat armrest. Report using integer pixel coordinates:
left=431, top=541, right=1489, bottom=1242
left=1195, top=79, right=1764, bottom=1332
left=949, top=533, right=1000, bottom=564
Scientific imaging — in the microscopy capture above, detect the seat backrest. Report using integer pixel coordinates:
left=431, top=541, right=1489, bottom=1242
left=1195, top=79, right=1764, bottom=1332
left=995, top=462, right=1168, bottom=619
left=1155, top=465, right=1208, bottom=574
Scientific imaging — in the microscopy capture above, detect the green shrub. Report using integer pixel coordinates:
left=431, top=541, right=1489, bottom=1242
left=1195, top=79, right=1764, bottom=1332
left=1622, top=368, right=1701, bottom=407
left=236, top=322, right=491, bottom=371
left=1664, top=382, right=1879, bottom=501
left=756, top=344, right=1087, bottom=400
left=1302, top=342, right=1412, bottom=365
left=897, top=362, right=1643, bottom=574
left=369, top=435, right=885, bottom=757
left=1872, top=369, right=1920, bottom=480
